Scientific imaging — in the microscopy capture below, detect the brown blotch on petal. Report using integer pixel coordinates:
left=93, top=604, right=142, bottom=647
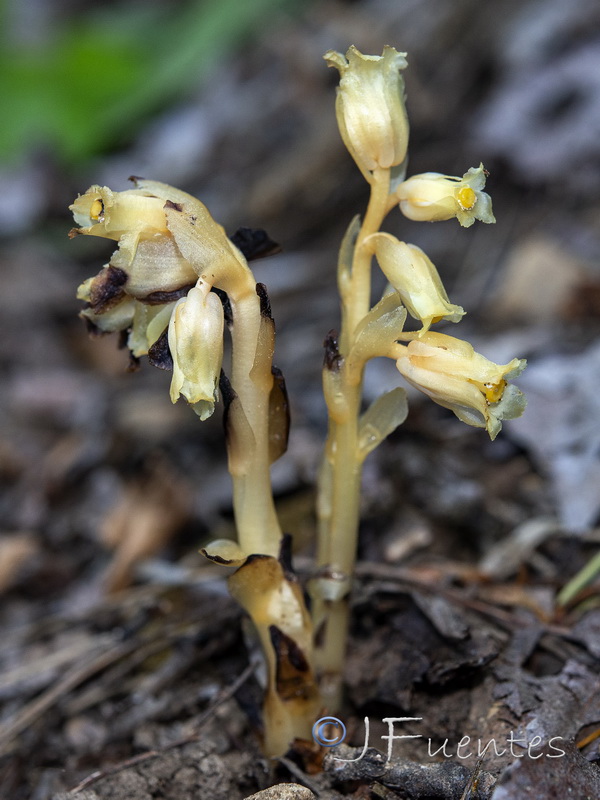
left=81, top=316, right=106, bottom=338
left=211, top=288, right=233, bottom=328
left=256, top=282, right=272, bottom=320
left=278, top=533, right=296, bottom=581
left=117, top=330, right=141, bottom=371
left=243, top=553, right=273, bottom=567
left=68, top=228, right=83, bottom=238
left=270, top=626, right=309, bottom=672
left=148, top=329, right=173, bottom=371
left=269, top=625, right=311, bottom=701
left=219, top=370, right=236, bottom=415
left=118, top=330, right=129, bottom=350
left=88, top=266, right=128, bottom=314
left=324, top=329, right=343, bottom=372
left=141, top=284, right=195, bottom=305
left=164, top=200, right=183, bottom=212
left=128, top=175, right=144, bottom=185
left=268, top=365, right=290, bottom=464
left=200, top=550, right=235, bottom=566
left=230, top=227, right=281, bottom=261
left=314, top=619, right=327, bottom=649
left=127, top=353, right=141, bottom=372
left=220, top=370, right=238, bottom=453
left=219, top=370, right=255, bottom=475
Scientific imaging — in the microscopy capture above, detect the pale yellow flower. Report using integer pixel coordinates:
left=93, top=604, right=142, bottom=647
left=168, top=283, right=224, bottom=419
left=127, top=302, right=178, bottom=358
left=395, top=332, right=526, bottom=439
left=368, top=233, right=464, bottom=333
left=396, top=164, right=495, bottom=227
left=324, top=45, right=409, bottom=175
left=70, top=185, right=199, bottom=299
left=70, top=185, right=168, bottom=239
left=70, top=181, right=248, bottom=383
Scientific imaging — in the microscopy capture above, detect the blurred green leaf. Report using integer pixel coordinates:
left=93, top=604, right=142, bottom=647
left=0, top=0, right=307, bottom=166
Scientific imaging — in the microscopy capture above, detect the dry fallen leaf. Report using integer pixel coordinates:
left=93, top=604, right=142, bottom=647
left=100, top=456, right=191, bottom=592
left=0, top=532, right=38, bottom=592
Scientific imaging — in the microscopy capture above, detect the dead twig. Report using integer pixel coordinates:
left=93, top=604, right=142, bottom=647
left=459, top=756, right=489, bottom=800
left=277, top=755, right=324, bottom=798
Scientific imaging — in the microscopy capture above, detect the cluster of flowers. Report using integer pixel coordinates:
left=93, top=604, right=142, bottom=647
left=70, top=47, right=525, bottom=442
left=70, top=180, right=250, bottom=421
left=326, top=45, right=525, bottom=439
left=68, top=45, right=527, bottom=757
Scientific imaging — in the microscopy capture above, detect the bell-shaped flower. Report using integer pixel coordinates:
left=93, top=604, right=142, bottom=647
left=70, top=185, right=199, bottom=298
left=324, top=45, right=409, bottom=176
left=368, top=233, right=465, bottom=333
left=168, top=283, right=224, bottom=420
left=71, top=180, right=256, bottom=298
left=70, top=180, right=262, bottom=421
left=395, top=332, right=526, bottom=439
left=70, top=181, right=239, bottom=362
left=70, top=185, right=168, bottom=240
left=396, top=164, right=495, bottom=227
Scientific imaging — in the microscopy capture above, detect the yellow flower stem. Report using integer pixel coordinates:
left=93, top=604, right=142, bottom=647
left=228, top=287, right=282, bottom=557
left=314, top=167, right=391, bottom=708
left=342, top=167, right=392, bottom=346
left=387, top=341, right=409, bottom=359
left=384, top=189, right=401, bottom=216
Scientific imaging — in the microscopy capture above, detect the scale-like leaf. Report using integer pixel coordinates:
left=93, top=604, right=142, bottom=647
left=357, top=387, right=408, bottom=460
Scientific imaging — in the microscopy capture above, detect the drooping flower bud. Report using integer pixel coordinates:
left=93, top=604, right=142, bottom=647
left=368, top=233, right=465, bottom=333
left=168, top=283, right=224, bottom=420
left=395, top=332, right=526, bottom=439
left=396, top=164, right=495, bottom=227
left=324, top=46, right=409, bottom=175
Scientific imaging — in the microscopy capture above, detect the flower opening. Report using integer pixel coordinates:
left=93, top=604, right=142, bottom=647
left=395, top=332, right=526, bottom=439
left=396, top=164, right=495, bottom=227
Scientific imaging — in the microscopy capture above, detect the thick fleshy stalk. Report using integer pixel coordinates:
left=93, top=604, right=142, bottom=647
left=312, top=167, right=392, bottom=708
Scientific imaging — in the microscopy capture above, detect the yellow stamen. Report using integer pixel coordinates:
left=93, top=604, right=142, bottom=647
left=468, top=379, right=507, bottom=403
left=483, top=380, right=506, bottom=403
left=90, top=198, right=104, bottom=221
left=456, top=186, right=477, bottom=211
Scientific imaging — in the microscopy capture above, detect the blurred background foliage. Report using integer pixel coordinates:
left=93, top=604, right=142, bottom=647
left=0, top=0, right=306, bottom=167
